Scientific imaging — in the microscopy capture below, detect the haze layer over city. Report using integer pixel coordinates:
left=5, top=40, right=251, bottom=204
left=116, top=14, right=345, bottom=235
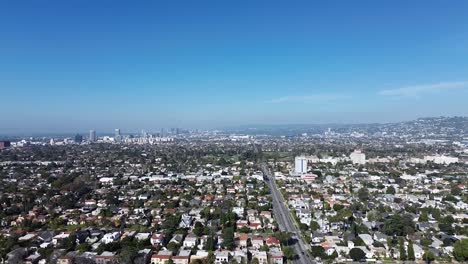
left=1, top=1, right=468, bottom=264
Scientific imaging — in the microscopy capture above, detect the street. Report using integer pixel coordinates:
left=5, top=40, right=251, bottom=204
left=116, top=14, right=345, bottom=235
left=261, top=163, right=313, bottom=264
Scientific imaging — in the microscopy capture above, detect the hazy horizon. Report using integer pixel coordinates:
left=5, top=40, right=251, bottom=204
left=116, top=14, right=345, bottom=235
left=1, top=1, right=468, bottom=133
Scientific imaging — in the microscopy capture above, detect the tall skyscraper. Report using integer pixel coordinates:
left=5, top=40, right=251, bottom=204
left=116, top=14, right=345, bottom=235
left=294, top=156, right=308, bottom=174
left=74, top=134, right=83, bottom=143
left=89, top=130, right=96, bottom=142
left=115, top=128, right=122, bottom=142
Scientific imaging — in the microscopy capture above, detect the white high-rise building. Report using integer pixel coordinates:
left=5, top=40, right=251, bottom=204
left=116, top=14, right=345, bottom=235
left=350, top=150, right=366, bottom=165
left=294, top=156, right=308, bottom=174
left=114, top=128, right=122, bottom=142
left=89, top=130, right=96, bottom=142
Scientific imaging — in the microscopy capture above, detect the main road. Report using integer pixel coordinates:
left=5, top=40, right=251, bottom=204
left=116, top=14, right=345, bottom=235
left=259, top=160, right=314, bottom=264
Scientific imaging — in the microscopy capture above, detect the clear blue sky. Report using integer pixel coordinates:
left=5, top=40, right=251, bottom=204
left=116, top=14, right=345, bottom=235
left=1, top=1, right=468, bottom=133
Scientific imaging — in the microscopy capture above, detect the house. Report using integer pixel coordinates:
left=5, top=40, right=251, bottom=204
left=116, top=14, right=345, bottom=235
left=172, top=250, right=190, bottom=264
left=296, top=208, right=311, bottom=219
left=311, top=232, right=325, bottom=244
left=84, top=199, right=97, bottom=206
left=251, top=250, right=268, bottom=264
left=373, top=232, right=387, bottom=243
left=215, top=251, right=230, bottom=264
left=135, top=232, right=151, bottom=241
left=24, top=253, right=41, bottom=264
left=135, top=249, right=152, bottom=264
left=53, top=232, right=72, bottom=246
left=151, top=250, right=173, bottom=264
left=101, top=232, right=120, bottom=244
left=268, top=248, right=284, bottom=264
left=265, top=236, right=281, bottom=248
left=95, top=251, right=117, bottom=264
left=413, top=243, right=424, bottom=259
left=179, top=214, right=193, bottom=228
left=260, top=211, right=272, bottom=221
left=249, top=222, right=263, bottom=230
left=358, top=234, right=374, bottom=247
left=191, top=250, right=209, bottom=262
left=183, top=235, right=198, bottom=248
left=151, top=233, right=166, bottom=247
left=232, top=250, right=248, bottom=264
left=37, top=231, right=54, bottom=244
left=232, top=207, right=244, bottom=216
left=6, top=248, right=28, bottom=263
left=57, top=256, right=74, bottom=264
left=236, top=220, right=248, bottom=229
left=235, top=233, right=249, bottom=248
left=169, top=234, right=184, bottom=245
left=251, top=237, right=264, bottom=249
left=75, top=230, right=90, bottom=244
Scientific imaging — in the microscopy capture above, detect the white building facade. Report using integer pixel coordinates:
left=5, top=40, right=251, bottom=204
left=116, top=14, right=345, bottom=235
left=294, top=156, right=308, bottom=174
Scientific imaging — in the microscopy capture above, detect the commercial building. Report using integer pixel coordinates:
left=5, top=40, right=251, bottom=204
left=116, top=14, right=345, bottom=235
left=350, top=150, right=366, bottom=165
left=294, top=156, right=308, bottom=174
left=424, top=155, right=458, bottom=165
left=0, top=141, right=11, bottom=149
left=89, top=130, right=97, bottom=142
left=115, top=128, right=122, bottom=142
left=74, top=134, right=83, bottom=143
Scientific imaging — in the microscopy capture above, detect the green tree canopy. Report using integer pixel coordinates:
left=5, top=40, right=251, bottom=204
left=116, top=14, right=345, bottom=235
left=349, top=248, right=366, bottom=261
left=382, top=214, right=415, bottom=236
left=407, top=240, right=415, bottom=261
left=453, top=239, right=468, bottom=262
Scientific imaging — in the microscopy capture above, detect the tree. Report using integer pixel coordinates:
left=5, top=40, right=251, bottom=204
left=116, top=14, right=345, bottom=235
left=387, top=237, right=394, bottom=249
left=238, top=226, right=250, bottom=233
left=77, top=243, right=91, bottom=253
left=333, top=204, right=344, bottom=211
left=119, top=246, right=138, bottom=263
left=451, top=187, right=462, bottom=196
left=349, top=248, right=366, bottom=261
left=193, top=222, right=205, bottom=237
left=419, top=211, right=429, bottom=222
left=0, top=236, right=18, bottom=262
left=423, top=250, right=435, bottom=264
left=205, top=252, right=215, bottom=264
left=274, top=232, right=292, bottom=246
left=354, top=236, right=365, bottom=247
left=167, top=242, right=180, bottom=252
left=310, top=246, right=326, bottom=258
left=204, top=236, right=215, bottom=251
left=357, top=188, right=369, bottom=200
left=283, top=246, right=296, bottom=260
left=64, top=234, right=77, bottom=251
left=260, top=244, right=269, bottom=252
left=453, top=239, right=468, bottom=262
left=399, top=237, right=407, bottom=261
left=309, top=221, right=320, bottom=232
left=439, top=216, right=455, bottom=235
left=407, top=240, right=415, bottom=261
left=382, top=214, right=414, bottom=236
left=386, top=186, right=396, bottom=194
left=222, top=227, right=235, bottom=250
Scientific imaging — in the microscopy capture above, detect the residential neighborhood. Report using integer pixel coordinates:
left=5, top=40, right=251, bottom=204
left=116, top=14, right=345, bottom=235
left=1, top=117, right=468, bottom=263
